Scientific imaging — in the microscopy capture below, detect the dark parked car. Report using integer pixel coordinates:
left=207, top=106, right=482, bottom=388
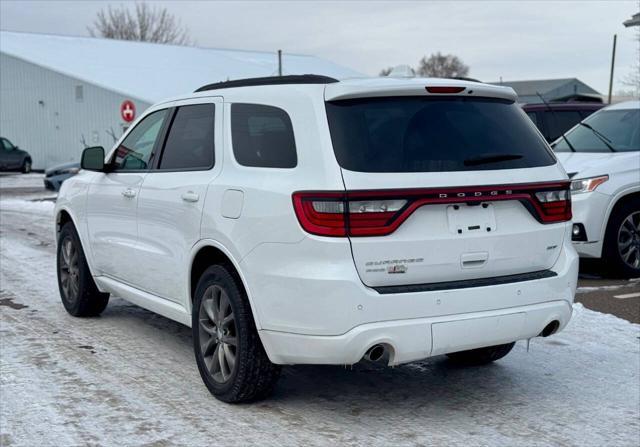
left=44, top=161, right=80, bottom=191
left=0, top=137, right=32, bottom=173
left=523, top=102, right=604, bottom=143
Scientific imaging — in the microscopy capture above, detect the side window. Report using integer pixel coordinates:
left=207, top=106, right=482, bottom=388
left=231, top=103, right=297, bottom=168
left=545, top=110, right=583, bottom=142
left=112, top=110, right=168, bottom=171
left=2, top=139, right=14, bottom=151
left=159, top=104, right=215, bottom=170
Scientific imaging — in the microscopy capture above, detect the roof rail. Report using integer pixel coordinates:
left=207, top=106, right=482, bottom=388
left=195, top=74, right=339, bottom=92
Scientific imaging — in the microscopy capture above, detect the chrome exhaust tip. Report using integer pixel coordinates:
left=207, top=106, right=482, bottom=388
left=364, top=344, right=386, bottom=362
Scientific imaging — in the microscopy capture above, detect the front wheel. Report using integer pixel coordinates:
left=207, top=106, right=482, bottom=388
left=21, top=159, right=31, bottom=173
left=602, top=203, right=640, bottom=278
left=446, top=342, right=515, bottom=366
left=192, top=265, right=281, bottom=403
left=57, top=222, right=109, bottom=316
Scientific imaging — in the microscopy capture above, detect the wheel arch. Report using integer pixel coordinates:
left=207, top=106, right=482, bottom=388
left=55, top=206, right=100, bottom=280
left=56, top=208, right=74, bottom=236
left=188, top=240, right=263, bottom=330
left=602, top=188, right=640, bottom=240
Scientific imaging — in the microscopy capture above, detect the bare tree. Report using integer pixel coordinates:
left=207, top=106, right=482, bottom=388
left=379, top=67, right=393, bottom=76
left=88, top=2, right=191, bottom=45
left=416, top=52, right=469, bottom=78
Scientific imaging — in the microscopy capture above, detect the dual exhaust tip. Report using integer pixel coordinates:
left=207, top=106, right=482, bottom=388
left=363, top=320, right=560, bottom=363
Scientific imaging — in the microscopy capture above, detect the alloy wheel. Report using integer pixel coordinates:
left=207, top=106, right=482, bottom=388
left=198, top=285, right=238, bottom=384
left=59, top=237, right=80, bottom=302
left=618, top=211, right=640, bottom=270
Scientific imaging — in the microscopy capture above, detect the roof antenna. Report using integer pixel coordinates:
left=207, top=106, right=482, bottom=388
left=277, top=49, right=282, bottom=76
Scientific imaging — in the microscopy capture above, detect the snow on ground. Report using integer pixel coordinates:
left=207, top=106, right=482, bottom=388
left=1, top=193, right=639, bottom=447
left=0, top=173, right=47, bottom=190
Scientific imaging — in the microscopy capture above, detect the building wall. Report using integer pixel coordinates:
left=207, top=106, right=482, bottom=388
left=0, top=53, right=151, bottom=170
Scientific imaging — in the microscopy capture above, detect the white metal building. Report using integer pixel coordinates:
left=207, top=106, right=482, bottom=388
left=0, top=31, right=361, bottom=170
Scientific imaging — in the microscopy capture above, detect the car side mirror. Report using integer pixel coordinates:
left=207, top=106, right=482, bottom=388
left=81, top=146, right=105, bottom=171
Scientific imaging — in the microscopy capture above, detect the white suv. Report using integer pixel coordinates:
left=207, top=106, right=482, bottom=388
left=553, top=101, right=640, bottom=277
left=55, top=75, right=578, bottom=403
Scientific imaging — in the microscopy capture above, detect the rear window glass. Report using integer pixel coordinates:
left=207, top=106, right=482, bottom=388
left=326, top=97, right=555, bottom=172
left=231, top=103, right=297, bottom=168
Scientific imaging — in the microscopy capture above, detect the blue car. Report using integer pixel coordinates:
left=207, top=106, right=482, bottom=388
left=44, top=161, right=80, bottom=191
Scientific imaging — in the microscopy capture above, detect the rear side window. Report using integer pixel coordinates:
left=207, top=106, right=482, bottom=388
left=159, top=104, right=215, bottom=170
left=231, top=103, right=297, bottom=168
left=326, top=97, right=555, bottom=172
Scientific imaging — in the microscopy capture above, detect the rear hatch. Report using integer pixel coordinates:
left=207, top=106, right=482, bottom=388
left=315, top=88, right=570, bottom=288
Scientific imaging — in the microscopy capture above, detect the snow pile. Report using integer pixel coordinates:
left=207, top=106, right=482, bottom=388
left=0, top=198, right=55, bottom=215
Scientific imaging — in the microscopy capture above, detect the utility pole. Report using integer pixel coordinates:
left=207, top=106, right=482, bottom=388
left=608, top=34, right=617, bottom=104
left=277, top=49, right=282, bottom=76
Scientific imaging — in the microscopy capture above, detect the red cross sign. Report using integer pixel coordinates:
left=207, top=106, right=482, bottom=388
left=120, top=100, right=136, bottom=123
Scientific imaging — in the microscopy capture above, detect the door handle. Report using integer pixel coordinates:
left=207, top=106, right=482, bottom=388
left=181, top=191, right=199, bottom=203
left=121, top=188, right=136, bottom=199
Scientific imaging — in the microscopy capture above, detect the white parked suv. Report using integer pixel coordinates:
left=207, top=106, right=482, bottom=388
left=553, top=101, right=640, bottom=278
left=55, top=75, right=578, bottom=403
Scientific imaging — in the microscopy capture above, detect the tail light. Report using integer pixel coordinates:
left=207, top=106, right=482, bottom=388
left=293, top=181, right=571, bottom=237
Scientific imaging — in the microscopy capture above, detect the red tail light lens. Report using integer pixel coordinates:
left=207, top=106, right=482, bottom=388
left=533, top=188, right=572, bottom=223
left=293, top=181, right=571, bottom=237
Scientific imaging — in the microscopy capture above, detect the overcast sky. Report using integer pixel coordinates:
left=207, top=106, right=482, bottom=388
left=1, top=1, right=638, bottom=94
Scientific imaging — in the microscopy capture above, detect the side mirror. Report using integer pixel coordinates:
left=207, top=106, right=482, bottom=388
left=81, top=146, right=105, bottom=171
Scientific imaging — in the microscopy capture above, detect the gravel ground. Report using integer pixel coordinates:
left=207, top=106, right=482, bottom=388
left=1, top=174, right=639, bottom=447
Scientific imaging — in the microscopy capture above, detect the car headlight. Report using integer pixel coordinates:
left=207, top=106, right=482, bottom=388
left=570, top=175, right=608, bottom=194
left=61, top=167, right=80, bottom=175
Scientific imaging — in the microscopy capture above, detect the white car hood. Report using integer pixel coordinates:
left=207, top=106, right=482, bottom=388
left=555, top=152, right=636, bottom=178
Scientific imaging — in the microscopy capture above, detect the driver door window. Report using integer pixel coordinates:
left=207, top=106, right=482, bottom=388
left=112, top=110, right=168, bottom=170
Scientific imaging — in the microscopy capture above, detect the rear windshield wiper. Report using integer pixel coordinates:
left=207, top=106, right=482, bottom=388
left=579, top=122, right=616, bottom=152
left=463, top=153, right=523, bottom=166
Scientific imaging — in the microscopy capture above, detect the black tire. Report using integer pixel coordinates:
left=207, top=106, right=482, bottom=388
left=57, top=222, right=109, bottom=317
left=21, top=159, right=31, bottom=174
left=192, top=265, right=281, bottom=403
left=602, top=201, right=640, bottom=278
left=446, top=342, right=515, bottom=366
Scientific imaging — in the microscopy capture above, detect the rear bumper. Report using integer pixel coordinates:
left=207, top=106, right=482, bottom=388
left=244, top=227, right=579, bottom=365
left=260, top=300, right=572, bottom=365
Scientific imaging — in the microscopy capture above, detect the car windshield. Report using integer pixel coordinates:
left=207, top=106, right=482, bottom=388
left=325, top=96, right=555, bottom=172
left=554, top=108, right=640, bottom=153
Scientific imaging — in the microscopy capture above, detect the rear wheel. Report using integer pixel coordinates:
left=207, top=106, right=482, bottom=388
left=57, top=222, right=109, bottom=316
left=602, top=202, right=640, bottom=278
left=192, top=265, right=281, bottom=403
left=446, top=342, right=515, bottom=366
left=21, top=159, right=31, bottom=173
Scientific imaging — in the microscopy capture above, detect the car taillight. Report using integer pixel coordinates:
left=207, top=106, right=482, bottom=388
left=533, top=188, right=572, bottom=223
left=292, top=181, right=571, bottom=237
